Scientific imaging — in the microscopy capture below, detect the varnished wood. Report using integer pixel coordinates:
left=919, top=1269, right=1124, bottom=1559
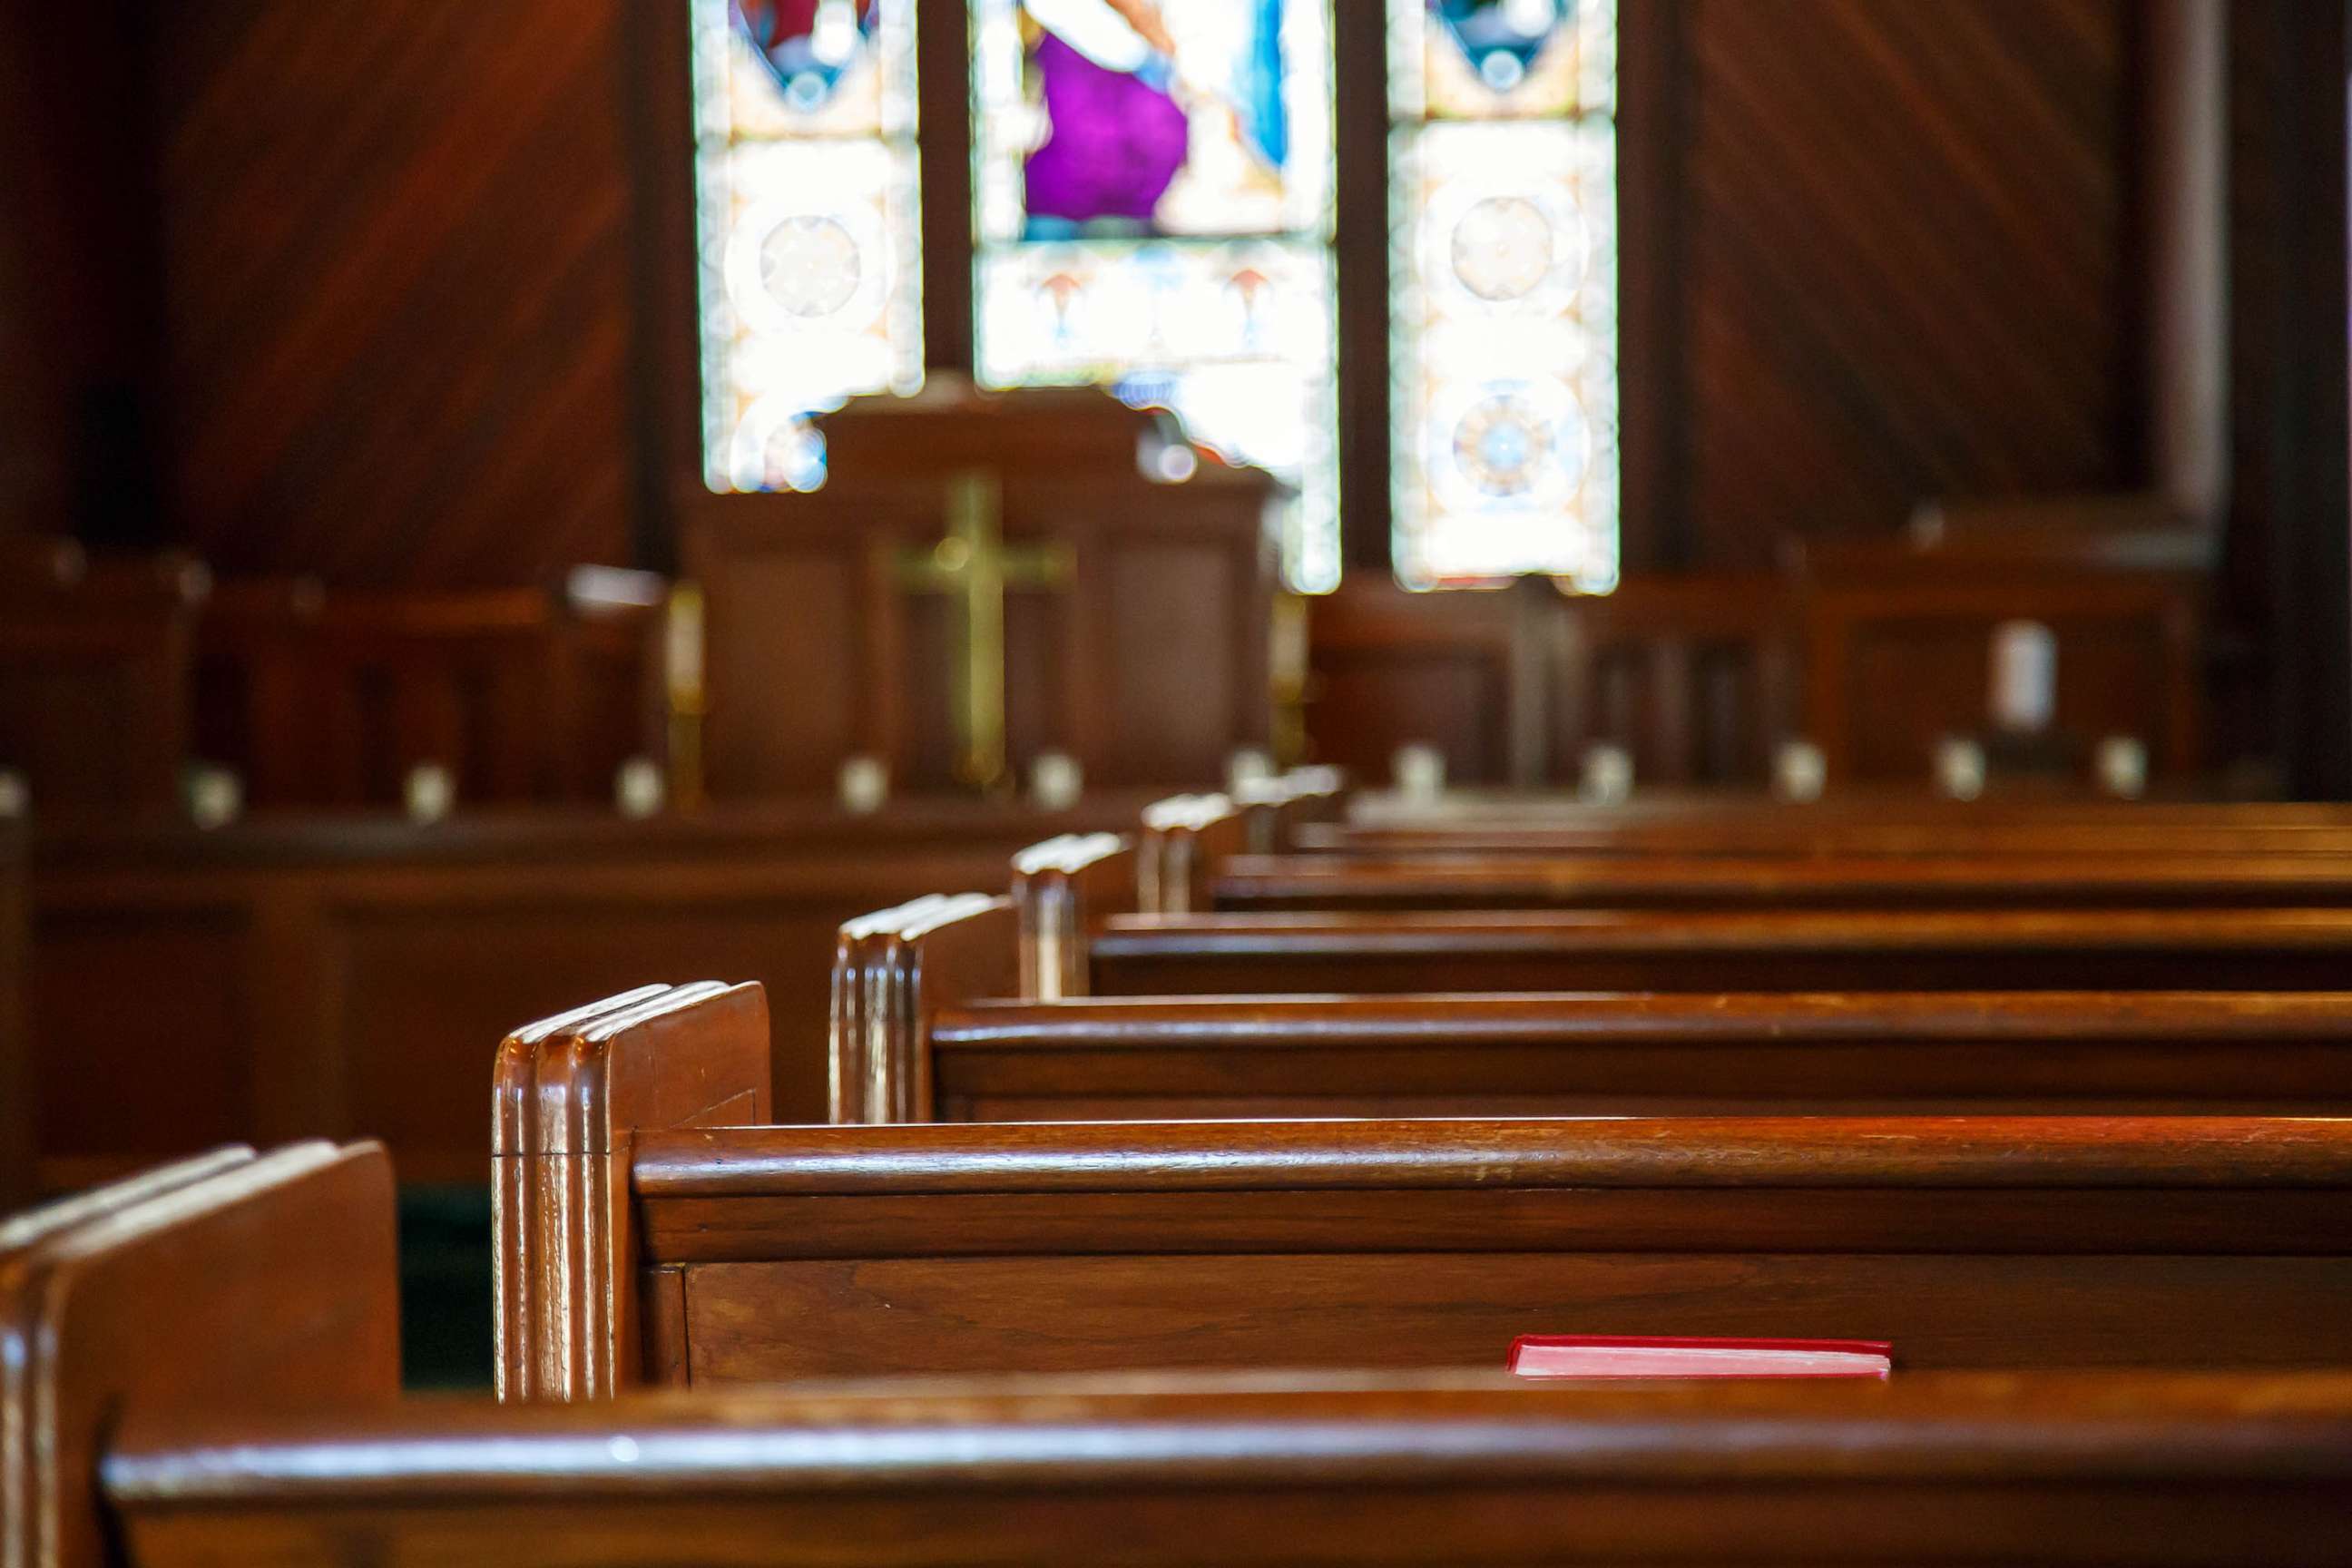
left=0, top=551, right=203, bottom=812
left=1090, top=906, right=2352, bottom=996
left=17, top=1154, right=2352, bottom=1566
left=201, top=582, right=662, bottom=808
left=1211, top=851, right=2352, bottom=912
left=618, top=1112, right=2352, bottom=1381
left=493, top=982, right=767, bottom=1402
left=0, top=1141, right=397, bottom=1568
left=100, top=1371, right=2352, bottom=1566
left=927, top=991, right=2352, bottom=1122
left=28, top=794, right=1161, bottom=1185
left=0, top=818, right=23, bottom=1206
left=1009, top=832, right=1132, bottom=999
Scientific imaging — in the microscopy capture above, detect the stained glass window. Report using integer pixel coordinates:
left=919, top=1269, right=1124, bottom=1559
left=694, top=0, right=924, bottom=493
left=971, top=0, right=1341, bottom=591
left=1390, top=0, right=1619, bottom=589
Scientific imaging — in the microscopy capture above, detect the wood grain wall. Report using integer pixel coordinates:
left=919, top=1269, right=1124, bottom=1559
left=0, top=1, right=2320, bottom=588
left=1672, top=0, right=2137, bottom=568
left=0, top=0, right=165, bottom=547
left=145, top=1, right=647, bottom=585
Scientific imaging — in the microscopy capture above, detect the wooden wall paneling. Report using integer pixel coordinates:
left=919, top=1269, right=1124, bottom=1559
left=1303, top=580, right=1526, bottom=785
left=27, top=802, right=1161, bottom=1185
left=152, top=0, right=640, bottom=586
left=1614, top=0, right=1691, bottom=571
left=1804, top=574, right=2205, bottom=783
left=1682, top=0, right=2133, bottom=564
left=0, top=0, right=167, bottom=549
left=2226, top=0, right=2352, bottom=797
left=0, top=567, right=202, bottom=814
left=1552, top=575, right=1796, bottom=785
left=684, top=514, right=897, bottom=796
left=0, top=819, right=26, bottom=1208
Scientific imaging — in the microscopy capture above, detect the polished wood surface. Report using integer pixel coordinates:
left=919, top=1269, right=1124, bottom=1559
left=0, top=818, right=24, bottom=1206
left=1211, top=851, right=2352, bottom=911
left=151, top=3, right=642, bottom=586
left=1089, top=906, right=2352, bottom=995
left=688, top=388, right=1275, bottom=798
left=1805, top=571, right=2205, bottom=780
left=494, top=983, right=768, bottom=1401
left=927, top=991, right=2352, bottom=1122
left=26, top=798, right=1159, bottom=1187
left=1305, top=570, right=2204, bottom=789
left=629, top=1113, right=2352, bottom=1382
left=202, top=583, right=662, bottom=808
left=104, top=1371, right=2352, bottom=1566
left=0, top=1141, right=397, bottom=1568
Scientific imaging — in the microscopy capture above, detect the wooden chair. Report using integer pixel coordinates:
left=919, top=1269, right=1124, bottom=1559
left=211, top=581, right=662, bottom=808
left=0, top=548, right=206, bottom=812
left=1551, top=573, right=1799, bottom=787
left=0, top=818, right=24, bottom=1206
left=502, top=985, right=2352, bottom=1395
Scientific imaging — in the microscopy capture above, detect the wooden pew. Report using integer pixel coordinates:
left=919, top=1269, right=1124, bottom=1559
left=0, top=1141, right=397, bottom=1568
left=1302, top=801, right=2352, bottom=858
left=103, top=1371, right=2352, bottom=1568
left=831, top=897, right=2352, bottom=1120
left=1013, top=818, right=2352, bottom=997
left=1209, top=851, right=2352, bottom=912
left=502, top=985, right=2352, bottom=1394
left=28, top=793, right=1165, bottom=1189
left=1089, top=906, right=2352, bottom=995
left=19, top=1149, right=2352, bottom=1566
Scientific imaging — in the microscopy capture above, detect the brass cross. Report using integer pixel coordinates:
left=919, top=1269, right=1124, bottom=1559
left=892, top=470, right=1075, bottom=791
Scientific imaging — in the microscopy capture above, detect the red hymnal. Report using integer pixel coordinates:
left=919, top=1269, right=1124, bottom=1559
left=1508, top=1336, right=1893, bottom=1379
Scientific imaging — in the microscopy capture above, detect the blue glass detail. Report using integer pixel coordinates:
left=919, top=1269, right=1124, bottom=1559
left=1433, top=0, right=1568, bottom=94
left=732, top=0, right=877, bottom=111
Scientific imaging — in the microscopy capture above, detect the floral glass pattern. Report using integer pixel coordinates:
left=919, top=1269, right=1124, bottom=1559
left=695, top=0, right=924, bottom=492
left=1389, top=0, right=1619, bottom=588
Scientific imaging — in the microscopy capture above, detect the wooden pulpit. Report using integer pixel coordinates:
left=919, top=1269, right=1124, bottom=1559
left=685, top=383, right=1279, bottom=797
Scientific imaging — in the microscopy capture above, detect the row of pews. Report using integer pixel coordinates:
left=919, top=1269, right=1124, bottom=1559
left=9, top=779, right=2352, bottom=1563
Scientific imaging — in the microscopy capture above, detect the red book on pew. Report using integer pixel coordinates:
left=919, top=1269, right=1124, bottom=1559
left=1508, top=1335, right=1892, bottom=1379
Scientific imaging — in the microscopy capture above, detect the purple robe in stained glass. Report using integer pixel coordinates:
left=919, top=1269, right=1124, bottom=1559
left=1024, top=32, right=1189, bottom=226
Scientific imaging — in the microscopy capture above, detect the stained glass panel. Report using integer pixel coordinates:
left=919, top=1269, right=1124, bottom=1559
left=696, top=0, right=923, bottom=493
left=1390, top=0, right=1619, bottom=589
left=972, top=0, right=1340, bottom=591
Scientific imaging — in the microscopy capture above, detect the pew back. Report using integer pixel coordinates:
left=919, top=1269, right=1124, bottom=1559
left=625, top=1113, right=2352, bottom=1384
left=1088, top=907, right=2352, bottom=995
left=106, top=1371, right=2352, bottom=1567
left=0, top=1141, right=396, bottom=1568
left=924, top=991, right=2352, bottom=1122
